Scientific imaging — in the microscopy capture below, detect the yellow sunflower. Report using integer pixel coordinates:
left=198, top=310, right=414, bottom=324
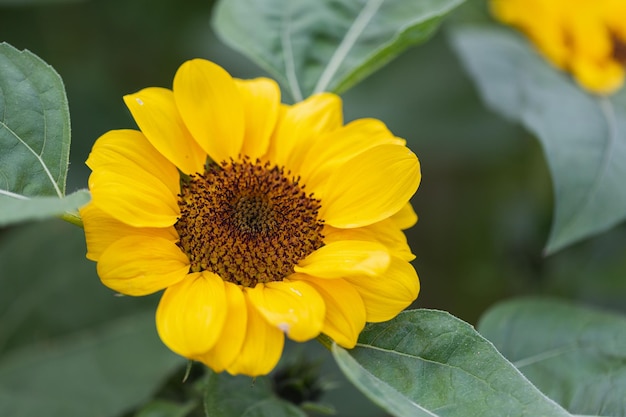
left=491, top=0, right=626, bottom=94
left=81, top=59, right=421, bottom=376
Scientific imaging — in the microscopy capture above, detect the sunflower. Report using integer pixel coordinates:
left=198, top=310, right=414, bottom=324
left=81, top=59, right=421, bottom=376
left=491, top=0, right=626, bottom=94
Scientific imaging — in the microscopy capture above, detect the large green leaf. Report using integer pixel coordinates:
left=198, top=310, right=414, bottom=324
left=134, top=400, right=198, bottom=417
left=332, top=309, right=571, bottom=417
left=0, top=42, right=87, bottom=225
left=0, top=220, right=157, bottom=353
left=212, top=0, right=464, bottom=101
left=204, top=372, right=307, bottom=417
left=0, top=312, right=182, bottom=417
left=0, top=42, right=70, bottom=198
left=449, top=26, right=626, bottom=254
left=0, top=221, right=183, bottom=416
left=478, top=298, right=626, bottom=417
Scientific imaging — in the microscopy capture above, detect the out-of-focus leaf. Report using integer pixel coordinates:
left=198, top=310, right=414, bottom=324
left=478, top=297, right=626, bottom=417
left=0, top=189, right=89, bottom=226
left=0, top=311, right=182, bottom=417
left=212, top=0, right=464, bottom=101
left=135, top=400, right=197, bottom=417
left=332, top=309, right=571, bottom=417
left=0, top=0, right=87, bottom=5
left=450, top=26, right=626, bottom=254
left=0, top=221, right=183, bottom=417
left=204, top=371, right=307, bottom=417
left=0, top=220, right=158, bottom=353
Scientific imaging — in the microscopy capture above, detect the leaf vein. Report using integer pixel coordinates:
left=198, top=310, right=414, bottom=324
left=313, top=0, right=385, bottom=94
left=0, top=118, right=62, bottom=198
left=281, top=3, right=304, bottom=102
left=355, top=341, right=537, bottom=409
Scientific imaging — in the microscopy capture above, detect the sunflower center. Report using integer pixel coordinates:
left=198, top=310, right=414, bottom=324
left=612, top=34, right=626, bottom=64
left=175, top=158, right=325, bottom=287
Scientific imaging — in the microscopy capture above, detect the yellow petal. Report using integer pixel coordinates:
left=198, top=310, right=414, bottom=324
left=156, top=272, right=227, bottom=358
left=319, top=144, right=421, bottom=228
left=246, top=279, right=325, bottom=342
left=235, top=78, right=281, bottom=160
left=173, top=59, right=244, bottom=163
left=343, top=256, right=420, bottom=323
left=294, top=275, right=366, bottom=349
left=97, top=235, right=189, bottom=296
left=86, top=129, right=179, bottom=194
left=323, top=221, right=414, bottom=262
left=196, top=282, right=247, bottom=372
left=294, top=240, right=390, bottom=278
left=86, top=129, right=180, bottom=228
left=299, top=118, right=405, bottom=190
left=80, top=203, right=178, bottom=261
left=391, top=202, right=418, bottom=230
left=226, top=295, right=284, bottom=376
left=123, top=87, right=207, bottom=175
left=89, top=169, right=179, bottom=228
left=571, top=57, right=624, bottom=95
left=267, top=93, right=342, bottom=173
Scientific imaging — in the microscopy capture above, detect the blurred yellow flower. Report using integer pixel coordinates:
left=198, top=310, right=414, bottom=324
left=80, top=59, right=421, bottom=376
left=491, top=0, right=626, bottom=94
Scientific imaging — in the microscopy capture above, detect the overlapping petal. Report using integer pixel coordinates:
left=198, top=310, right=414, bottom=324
left=294, top=240, right=390, bottom=278
left=195, top=282, right=247, bottom=372
left=295, top=275, right=366, bottom=348
left=266, top=93, right=342, bottom=173
left=323, top=221, right=415, bottom=262
left=391, top=202, right=419, bottom=230
left=343, top=256, right=420, bottom=323
left=299, top=118, right=405, bottom=190
left=246, top=279, right=325, bottom=342
left=226, top=296, right=285, bottom=376
left=97, top=236, right=189, bottom=296
left=80, top=203, right=178, bottom=261
left=235, top=78, right=281, bottom=160
left=156, top=272, right=227, bottom=357
left=124, top=87, right=207, bottom=175
left=319, top=144, right=421, bottom=228
left=87, top=129, right=180, bottom=227
left=173, top=59, right=244, bottom=163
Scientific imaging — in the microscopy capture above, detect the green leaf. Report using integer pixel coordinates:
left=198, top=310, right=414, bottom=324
left=0, top=42, right=70, bottom=198
left=0, top=220, right=156, bottom=353
left=332, top=309, right=572, bottom=417
left=0, top=221, right=183, bottom=416
left=212, top=0, right=464, bottom=101
left=0, top=42, right=84, bottom=225
left=449, top=26, right=626, bottom=254
left=0, top=0, right=86, bottom=5
left=0, top=189, right=90, bottom=226
left=135, top=400, right=198, bottom=417
left=478, top=297, right=626, bottom=417
left=204, top=371, right=307, bottom=417
left=0, top=311, right=182, bottom=417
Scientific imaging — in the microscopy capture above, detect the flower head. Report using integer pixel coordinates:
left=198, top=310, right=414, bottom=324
left=81, top=59, right=421, bottom=376
left=491, top=0, right=626, bottom=94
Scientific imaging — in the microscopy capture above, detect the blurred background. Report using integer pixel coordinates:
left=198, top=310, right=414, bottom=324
left=2, top=0, right=626, bottom=416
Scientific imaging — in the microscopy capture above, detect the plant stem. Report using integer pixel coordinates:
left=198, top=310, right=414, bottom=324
left=60, top=210, right=84, bottom=228
left=316, top=334, right=334, bottom=351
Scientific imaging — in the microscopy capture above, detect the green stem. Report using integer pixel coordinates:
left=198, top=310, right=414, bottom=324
left=60, top=210, right=84, bottom=228
left=316, top=334, right=334, bottom=351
